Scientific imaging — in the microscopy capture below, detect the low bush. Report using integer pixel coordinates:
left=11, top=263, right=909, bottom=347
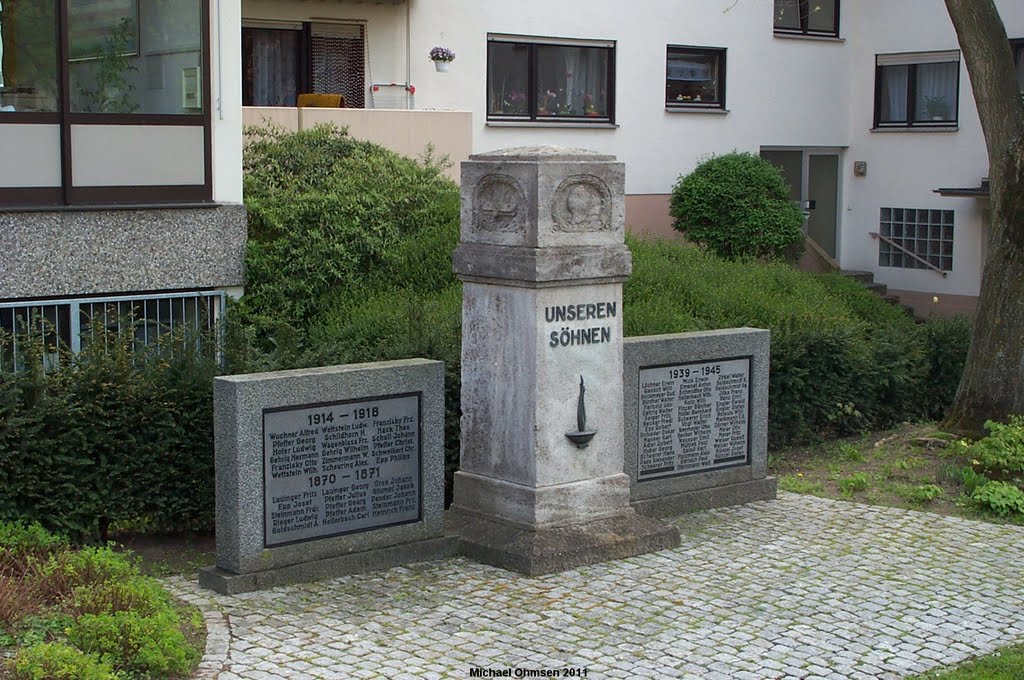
left=955, top=416, right=1024, bottom=475
left=1, top=522, right=201, bottom=679
left=67, top=610, right=198, bottom=679
left=12, top=642, right=117, bottom=680
left=669, top=151, right=805, bottom=261
left=970, top=480, right=1024, bottom=517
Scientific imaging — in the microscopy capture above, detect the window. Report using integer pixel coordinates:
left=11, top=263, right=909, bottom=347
left=1012, top=40, right=1024, bottom=94
left=774, top=0, right=839, bottom=38
left=874, top=52, right=959, bottom=128
left=666, top=46, right=725, bottom=110
left=878, top=208, right=954, bottom=272
left=0, top=0, right=59, bottom=112
left=242, top=21, right=366, bottom=108
left=1, top=291, right=223, bottom=372
left=0, top=0, right=210, bottom=207
left=487, top=35, right=614, bottom=123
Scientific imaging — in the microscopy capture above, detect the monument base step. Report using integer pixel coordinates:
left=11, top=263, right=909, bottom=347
left=198, top=535, right=461, bottom=595
left=631, top=477, right=778, bottom=519
left=447, top=511, right=681, bottom=576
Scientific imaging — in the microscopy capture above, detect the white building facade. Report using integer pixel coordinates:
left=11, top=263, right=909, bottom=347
left=237, top=0, right=1023, bottom=309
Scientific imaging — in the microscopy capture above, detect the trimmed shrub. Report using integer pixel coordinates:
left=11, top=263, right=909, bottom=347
left=669, top=151, right=805, bottom=260
left=624, top=237, right=966, bottom=445
left=0, top=332, right=217, bottom=541
left=241, top=124, right=459, bottom=331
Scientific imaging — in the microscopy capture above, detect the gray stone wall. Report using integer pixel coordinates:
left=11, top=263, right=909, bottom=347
left=623, top=328, right=776, bottom=516
left=0, top=204, right=246, bottom=299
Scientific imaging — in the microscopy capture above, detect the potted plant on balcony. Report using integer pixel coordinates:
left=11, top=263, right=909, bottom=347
left=429, top=47, right=455, bottom=72
left=924, top=95, right=950, bottom=121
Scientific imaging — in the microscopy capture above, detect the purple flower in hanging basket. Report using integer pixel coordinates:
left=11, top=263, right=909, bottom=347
left=429, top=46, right=455, bottom=62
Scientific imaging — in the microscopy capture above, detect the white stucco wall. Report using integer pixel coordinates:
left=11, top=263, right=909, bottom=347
left=247, top=0, right=1023, bottom=298
left=839, top=0, right=1024, bottom=297
left=212, top=0, right=244, bottom=203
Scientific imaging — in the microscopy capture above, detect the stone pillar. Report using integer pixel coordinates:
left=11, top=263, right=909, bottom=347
left=450, top=147, right=679, bottom=575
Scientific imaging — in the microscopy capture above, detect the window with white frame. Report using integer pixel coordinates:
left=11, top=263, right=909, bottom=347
left=874, top=51, right=960, bottom=128
left=878, top=208, right=954, bottom=272
left=486, top=35, right=614, bottom=123
left=774, top=0, right=840, bottom=38
left=0, top=291, right=223, bottom=372
left=666, top=46, right=725, bottom=110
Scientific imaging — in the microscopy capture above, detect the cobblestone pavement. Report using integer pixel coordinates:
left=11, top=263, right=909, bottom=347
left=166, top=493, right=1024, bottom=680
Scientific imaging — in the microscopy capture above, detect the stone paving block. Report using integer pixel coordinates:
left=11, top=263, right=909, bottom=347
left=166, top=493, right=1024, bottom=679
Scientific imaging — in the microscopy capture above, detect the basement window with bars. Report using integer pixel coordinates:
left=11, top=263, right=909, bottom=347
left=878, top=208, right=954, bottom=272
left=0, top=291, right=224, bottom=372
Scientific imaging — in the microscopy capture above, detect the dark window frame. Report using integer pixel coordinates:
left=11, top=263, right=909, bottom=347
left=1012, top=39, right=1024, bottom=93
left=665, top=45, right=726, bottom=111
left=773, top=0, right=840, bottom=38
left=873, top=55, right=961, bottom=129
left=0, top=0, right=212, bottom=208
left=486, top=35, right=616, bottom=125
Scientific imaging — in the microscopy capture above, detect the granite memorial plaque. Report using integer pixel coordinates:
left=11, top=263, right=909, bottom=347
left=637, top=357, right=751, bottom=481
left=263, top=393, right=421, bottom=547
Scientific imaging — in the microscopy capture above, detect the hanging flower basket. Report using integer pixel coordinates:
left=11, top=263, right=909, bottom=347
left=430, top=46, right=455, bottom=72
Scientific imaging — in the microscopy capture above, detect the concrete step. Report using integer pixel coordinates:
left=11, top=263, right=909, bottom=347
left=841, top=269, right=875, bottom=285
left=864, top=282, right=888, bottom=296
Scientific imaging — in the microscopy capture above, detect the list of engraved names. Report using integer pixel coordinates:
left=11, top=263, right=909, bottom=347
left=638, top=358, right=750, bottom=480
left=263, top=394, right=420, bottom=546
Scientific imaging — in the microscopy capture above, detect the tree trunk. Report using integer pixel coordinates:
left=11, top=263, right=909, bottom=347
left=942, top=0, right=1024, bottom=434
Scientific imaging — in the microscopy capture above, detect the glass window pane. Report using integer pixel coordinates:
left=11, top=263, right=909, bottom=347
left=807, top=0, right=836, bottom=34
left=488, top=41, right=528, bottom=116
left=666, top=49, right=721, bottom=106
left=878, top=64, right=908, bottom=122
left=0, top=0, right=59, bottom=112
left=913, top=61, right=957, bottom=122
left=536, top=44, right=608, bottom=117
left=69, top=0, right=203, bottom=114
left=243, top=28, right=299, bottom=106
left=774, top=0, right=801, bottom=30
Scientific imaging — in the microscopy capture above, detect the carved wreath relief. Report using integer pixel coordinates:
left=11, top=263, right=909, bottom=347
left=473, top=174, right=525, bottom=233
left=551, top=175, right=611, bottom=233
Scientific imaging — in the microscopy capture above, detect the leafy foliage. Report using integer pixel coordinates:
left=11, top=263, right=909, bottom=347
left=954, top=416, right=1024, bottom=475
left=970, top=481, right=1024, bottom=517
left=669, top=151, right=805, bottom=260
left=1, top=523, right=201, bottom=679
left=0, top=330, right=217, bottom=541
left=624, top=238, right=969, bottom=445
left=240, top=124, right=459, bottom=332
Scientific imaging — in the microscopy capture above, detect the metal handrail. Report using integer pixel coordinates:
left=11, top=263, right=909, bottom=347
left=869, top=231, right=948, bottom=278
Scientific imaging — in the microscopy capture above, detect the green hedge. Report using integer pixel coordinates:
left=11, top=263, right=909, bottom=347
left=0, top=127, right=971, bottom=533
left=0, top=336, right=217, bottom=542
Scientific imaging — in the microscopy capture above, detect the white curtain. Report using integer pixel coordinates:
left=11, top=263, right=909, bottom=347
left=879, top=65, right=908, bottom=122
left=561, top=46, right=607, bottom=115
left=914, top=62, right=957, bottom=120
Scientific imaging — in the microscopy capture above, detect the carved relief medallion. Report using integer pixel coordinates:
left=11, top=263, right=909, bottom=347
left=551, top=175, right=611, bottom=233
left=473, top=174, right=525, bottom=233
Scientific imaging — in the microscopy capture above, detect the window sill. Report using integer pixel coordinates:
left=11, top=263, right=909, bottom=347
left=0, top=201, right=221, bottom=214
left=871, top=126, right=959, bottom=133
left=486, top=120, right=618, bottom=129
left=773, top=32, right=844, bottom=43
left=666, top=107, right=729, bottom=115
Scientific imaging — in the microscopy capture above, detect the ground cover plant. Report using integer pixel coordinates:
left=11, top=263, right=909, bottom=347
left=770, top=417, right=1024, bottom=525
left=0, top=521, right=203, bottom=679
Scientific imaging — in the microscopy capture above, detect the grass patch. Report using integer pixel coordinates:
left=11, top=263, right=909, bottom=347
left=770, top=422, right=1024, bottom=525
left=912, top=643, right=1024, bottom=679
